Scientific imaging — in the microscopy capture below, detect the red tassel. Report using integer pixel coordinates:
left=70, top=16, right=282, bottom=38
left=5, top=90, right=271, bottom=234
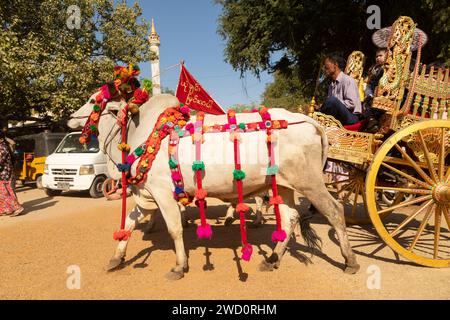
left=195, top=188, right=207, bottom=200
left=269, top=195, right=284, bottom=205
left=113, top=229, right=131, bottom=241
left=236, top=202, right=250, bottom=213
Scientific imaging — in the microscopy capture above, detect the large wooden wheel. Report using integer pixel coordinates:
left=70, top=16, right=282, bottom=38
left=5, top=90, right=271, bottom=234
left=324, top=161, right=370, bottom=224
left=366, top=120, right=450, bottom=267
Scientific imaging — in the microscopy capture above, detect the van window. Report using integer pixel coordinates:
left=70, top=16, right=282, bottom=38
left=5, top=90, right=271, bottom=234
left=55, top=134, right=100, bottom=153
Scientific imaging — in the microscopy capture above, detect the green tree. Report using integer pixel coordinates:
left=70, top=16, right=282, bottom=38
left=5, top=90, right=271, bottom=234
left=216, top=0, right=449, bottom=105
left=0, top=0, right=151, bottom=121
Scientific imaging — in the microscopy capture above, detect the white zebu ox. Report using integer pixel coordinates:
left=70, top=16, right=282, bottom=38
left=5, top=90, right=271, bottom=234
left=68, top=93, right=359, bottom=279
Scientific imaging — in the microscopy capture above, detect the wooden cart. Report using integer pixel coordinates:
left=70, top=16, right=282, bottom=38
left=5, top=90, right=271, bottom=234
left=309, top=16, right=450, bottom=267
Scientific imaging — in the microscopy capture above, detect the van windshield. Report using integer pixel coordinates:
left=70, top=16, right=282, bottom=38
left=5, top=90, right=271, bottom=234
left=55, top=134, right=99, bottom=153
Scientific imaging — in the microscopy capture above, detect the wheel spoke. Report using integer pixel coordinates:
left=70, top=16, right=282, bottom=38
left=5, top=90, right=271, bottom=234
left=374, top=186, right=432, bottom=195
left=389, top=200, right=433, bottom=237
left=434, top=206, right=442, bottom=259
left=408, top=204, right=435, bottom=251
left=445, top=166, right=450, bottom=183
left=323, top=171, right=349, bottom=177
left=438, top=128, right=445, bottom=181
left=442, top=205, right=450, bottom=232
left=380, top=162, right=429, bottom=189
left=394, top=144, right=434, bottom=186
left=326, top=179, right=351, bottom=187
left=378, top=194, right=433, bottom=215
left=418, top=130, right=439, bottom=182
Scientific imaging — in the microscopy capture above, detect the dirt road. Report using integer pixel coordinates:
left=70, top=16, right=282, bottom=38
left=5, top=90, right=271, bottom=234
left=0, top=187, right=449, bottom=299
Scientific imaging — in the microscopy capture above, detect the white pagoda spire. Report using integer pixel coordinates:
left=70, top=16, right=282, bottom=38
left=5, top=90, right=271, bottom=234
left=149, top=18, right=161, bottom=95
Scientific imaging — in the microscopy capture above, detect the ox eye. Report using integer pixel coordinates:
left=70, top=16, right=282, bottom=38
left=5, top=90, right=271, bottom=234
left=109, top=109, right=119, bottom=116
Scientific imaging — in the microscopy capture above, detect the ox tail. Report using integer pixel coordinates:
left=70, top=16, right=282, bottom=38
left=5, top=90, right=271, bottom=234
left=299, top=211, right=322, bottom=256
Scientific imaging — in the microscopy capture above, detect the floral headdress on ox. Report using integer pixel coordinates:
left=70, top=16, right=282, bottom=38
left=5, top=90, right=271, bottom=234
left=79, top=64, right=150, bottom=145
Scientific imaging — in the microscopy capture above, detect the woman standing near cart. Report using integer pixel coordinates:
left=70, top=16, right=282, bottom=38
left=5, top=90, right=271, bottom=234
left=0, top=131, right=23, bottom=216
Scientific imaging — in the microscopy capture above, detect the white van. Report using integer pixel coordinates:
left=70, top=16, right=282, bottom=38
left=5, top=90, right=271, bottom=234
left=42, top=132, right=109, bottom=198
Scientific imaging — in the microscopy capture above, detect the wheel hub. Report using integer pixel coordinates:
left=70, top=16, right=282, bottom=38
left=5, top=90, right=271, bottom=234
left=432, top=183, right=450, bottom=204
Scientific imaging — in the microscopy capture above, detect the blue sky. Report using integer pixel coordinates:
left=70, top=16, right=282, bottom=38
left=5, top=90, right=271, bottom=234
left=132, top=0, right=273, bottom=109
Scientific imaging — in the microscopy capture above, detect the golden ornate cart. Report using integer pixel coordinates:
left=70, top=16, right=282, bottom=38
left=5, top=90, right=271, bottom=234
left=309, top=16, right=450, bottom=267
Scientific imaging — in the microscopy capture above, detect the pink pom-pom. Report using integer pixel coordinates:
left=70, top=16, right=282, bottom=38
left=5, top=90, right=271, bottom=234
left=126, top=154, right=136, bottom=165
left=262, top=112, right=271, bottom=120
left=101, top=84, right=111, bottom=100
left=258, top=122, right=266, bottom=129
left=223, top=124, right=230, bottom=130
left=185, top=123, right=194, bottom=135
left=180, top=106, right=190, bottom=114
left=196, top=224, right=212, bottom=239
left=171, top=171, right=182, bottom=181
left=195, top=188, right=207, bottom=200
left=271, top=229, right=287, bottom=242
left=241, top=244, right=253, bottom=261
left=236, top=203, right=250, bottom=213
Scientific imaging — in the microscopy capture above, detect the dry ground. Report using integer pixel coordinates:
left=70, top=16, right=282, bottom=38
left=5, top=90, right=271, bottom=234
left=0, top=187, right=449, bottom=299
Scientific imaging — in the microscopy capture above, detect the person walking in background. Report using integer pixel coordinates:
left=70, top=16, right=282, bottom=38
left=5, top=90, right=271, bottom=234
left=0, top=131, right=23, bottom=216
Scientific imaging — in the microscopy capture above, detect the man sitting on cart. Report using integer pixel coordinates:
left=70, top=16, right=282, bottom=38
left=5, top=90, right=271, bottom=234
left=316, top=54, right=363, bottom=126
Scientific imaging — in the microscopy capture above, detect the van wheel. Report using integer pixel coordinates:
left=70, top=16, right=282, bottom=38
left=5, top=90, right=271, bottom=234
left=36, top=175, right=43, bottom=189
left=90, top=176, right=106, bottom=198
left=45, top=188, right=62, bottom=197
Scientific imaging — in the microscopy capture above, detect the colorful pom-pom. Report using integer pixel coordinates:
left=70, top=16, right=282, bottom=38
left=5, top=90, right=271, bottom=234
left=179, top=197, right=191, bottom=205
left=171, top=171, right=182, bottom=181
left=269, top=195, right=284, bottom=205
left=168, top=158, right=178, bottom=169
left=117, top=143, right=130, bottom=152
left=241, top=244, right=253, bottom=261
left=113, top=229, right=131, bottom=241
left=233, top=169, right=246, bottom=181
left=271, top=229, right=287, bottom=242
left=192, top=161, right=205, bottom=172
left=195, top=188, right=207, bottom=200
left=267, top=165, right=279, bottom=175
left=135, top=147, right=144, bottom=156
left=196, top=223, right=212, bottom=239
left=236, top=202, right=250, bottom=213
left=126, top=154, right=136, bottom=165
left=93, top=104, right=100, bottom=112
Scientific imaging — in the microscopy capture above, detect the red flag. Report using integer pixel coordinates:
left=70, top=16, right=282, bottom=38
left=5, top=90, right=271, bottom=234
left=176, top=64, right=225, bottom=115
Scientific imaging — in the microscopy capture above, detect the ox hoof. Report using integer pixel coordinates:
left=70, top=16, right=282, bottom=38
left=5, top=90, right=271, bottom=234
left=106, top=257, right=125, bottom=272
left=344, top=263, right=360, bottom=274
left=166, top=268, right=184, bottom=281
left=224, top=217, right=235, bottom=226
left=259, top=260, right=275, bottom=272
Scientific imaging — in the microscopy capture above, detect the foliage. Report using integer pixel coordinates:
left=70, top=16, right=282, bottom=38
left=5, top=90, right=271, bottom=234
left=0, top=0, right=151, bottom=121
left=216, top=0, right=450, bottom=106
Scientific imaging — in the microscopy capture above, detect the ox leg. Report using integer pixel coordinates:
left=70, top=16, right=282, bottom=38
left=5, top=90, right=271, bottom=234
left=302, top=185, right=360, bottom=274
left=224, top=202, right=236, bottom=226
left=107, top=205, right=151, bottom=271
left=151, top=189, right=188, bottom=280
left=251, top=196, right=264, bottom=227
left=260, top=187, right=298, bottom=271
